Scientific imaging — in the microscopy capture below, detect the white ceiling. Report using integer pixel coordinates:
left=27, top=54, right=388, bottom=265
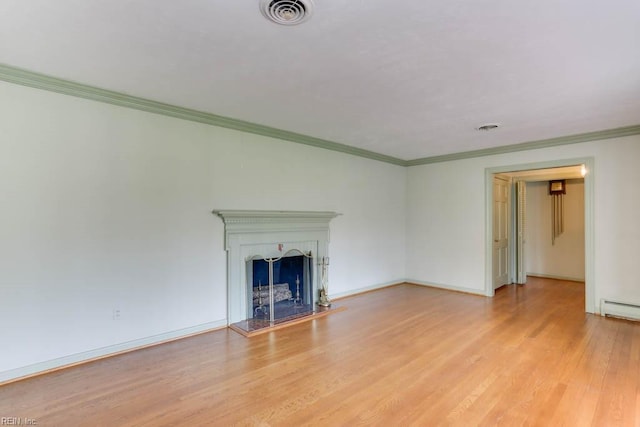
left=1, top=0, right=639, bottom=161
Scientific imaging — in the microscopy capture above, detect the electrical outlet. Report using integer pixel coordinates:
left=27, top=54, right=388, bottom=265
left=112, top=308, right=121, bottom=320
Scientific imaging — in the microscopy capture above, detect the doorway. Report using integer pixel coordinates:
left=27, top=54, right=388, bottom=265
left=485, top=158, right=595, bottom=313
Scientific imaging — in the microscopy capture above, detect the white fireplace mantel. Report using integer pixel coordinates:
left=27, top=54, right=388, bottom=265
left=214, top=210, right=340, bottom=244
left=213, top=210, right=340, bottom=324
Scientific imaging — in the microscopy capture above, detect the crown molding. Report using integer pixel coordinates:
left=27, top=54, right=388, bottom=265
left=1, top=63, right=638, bottom=168
left=0, top=63, right=406, bottom=166
left=406, top=125, right=640, bottom=166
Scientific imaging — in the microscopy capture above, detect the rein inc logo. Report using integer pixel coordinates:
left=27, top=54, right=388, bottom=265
left=1, top=418, right=37, bottom=425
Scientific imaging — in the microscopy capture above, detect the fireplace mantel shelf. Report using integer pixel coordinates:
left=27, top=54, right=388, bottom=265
left=214, top=210, right=340, bottom=224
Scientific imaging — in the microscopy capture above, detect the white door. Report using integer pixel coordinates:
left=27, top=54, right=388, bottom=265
left=493, top=176, right=510, bottom=289
left=515, top=180, right=527, bottom=284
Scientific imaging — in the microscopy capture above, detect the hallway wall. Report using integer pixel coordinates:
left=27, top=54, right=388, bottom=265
left=525, top=179, right=585, bottom=281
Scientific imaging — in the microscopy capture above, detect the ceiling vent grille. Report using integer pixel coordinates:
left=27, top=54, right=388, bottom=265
left=260, top=0, right=315, bottom=26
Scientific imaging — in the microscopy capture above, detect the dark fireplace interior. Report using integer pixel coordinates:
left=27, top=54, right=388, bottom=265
left=248, top=254, right=313, bottom=324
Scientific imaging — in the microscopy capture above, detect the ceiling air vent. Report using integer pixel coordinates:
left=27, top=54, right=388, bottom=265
left=260, top=0, right=315, bottom=26
left=477, top=123, right=500, bottom=131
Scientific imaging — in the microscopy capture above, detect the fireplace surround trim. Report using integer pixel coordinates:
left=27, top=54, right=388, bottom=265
left=213, top=210, right=340, bottom=324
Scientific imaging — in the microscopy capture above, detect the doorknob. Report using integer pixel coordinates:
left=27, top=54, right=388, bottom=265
left=494, top=239, right=499, bottom=242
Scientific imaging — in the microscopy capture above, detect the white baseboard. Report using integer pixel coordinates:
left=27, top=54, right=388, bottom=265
left=329, top=278, right=486, bottom=298
left=406, top=279, right=486, bottom=296
left=330, top=278, right=485, bottom=298
left=527, top=273, right=585, bottom=282
left=330, top=280, right=406, bottom=300
left=0, top=319, right=227, bottom=384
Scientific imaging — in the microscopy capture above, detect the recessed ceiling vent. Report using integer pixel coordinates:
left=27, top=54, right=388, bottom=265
left=260, top=0, right=315, bottom=26
left=477, top=123, right=500, bottom=131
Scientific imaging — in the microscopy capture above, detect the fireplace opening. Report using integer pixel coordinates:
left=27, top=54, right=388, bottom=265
left=246, top=250, right=314, bottom=327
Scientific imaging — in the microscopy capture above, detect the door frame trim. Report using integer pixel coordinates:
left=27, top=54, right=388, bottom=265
left=484, top=157, right=595, bottom=313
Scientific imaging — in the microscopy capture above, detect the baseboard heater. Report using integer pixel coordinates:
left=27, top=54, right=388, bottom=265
left=600, top=299, right=640, bottom=321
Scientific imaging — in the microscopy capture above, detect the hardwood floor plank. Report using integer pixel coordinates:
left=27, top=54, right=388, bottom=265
left=2, top=278, right=640, bottom=426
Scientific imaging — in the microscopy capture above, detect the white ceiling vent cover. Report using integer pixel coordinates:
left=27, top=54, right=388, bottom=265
left=260, top=0, right=315, bottom=26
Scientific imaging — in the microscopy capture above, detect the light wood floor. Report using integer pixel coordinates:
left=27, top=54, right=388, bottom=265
left=2, top=277, right=640, bottom=426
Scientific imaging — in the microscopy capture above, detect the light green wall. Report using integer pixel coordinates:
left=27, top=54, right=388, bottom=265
left=0, top=81, right=407, bottom=380
left=2, top=65, right=640, bottom=383
left=407, top=134, right=640, bottom=313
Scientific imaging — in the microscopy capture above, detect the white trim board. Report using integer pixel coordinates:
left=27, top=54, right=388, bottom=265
left=407, top=279, right=486, bottom=296
left=0, top=319, right=227, bottom=385
left=331, top=279, right=487, bottom=301
left=330, top=280, right=407, bottom=300
left=527, top=273, right=585, bottom=283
